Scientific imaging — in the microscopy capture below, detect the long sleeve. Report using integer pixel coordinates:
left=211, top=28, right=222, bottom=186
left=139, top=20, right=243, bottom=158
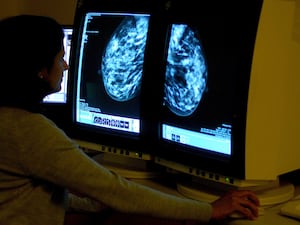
left=0, top=108, right=212, bottom=224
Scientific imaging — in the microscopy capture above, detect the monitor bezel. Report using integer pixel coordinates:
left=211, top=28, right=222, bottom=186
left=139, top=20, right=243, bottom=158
left=154, top=0, right=263, bottom=180
left=67, top=0, right=166, bottom=154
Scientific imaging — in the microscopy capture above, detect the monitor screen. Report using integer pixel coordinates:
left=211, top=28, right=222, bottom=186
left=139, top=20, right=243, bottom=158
left=43, top=27, right=73, bottom=103
left=75, top=12, right=150, bottom=135
left=161, top=23, right=231, bottom=156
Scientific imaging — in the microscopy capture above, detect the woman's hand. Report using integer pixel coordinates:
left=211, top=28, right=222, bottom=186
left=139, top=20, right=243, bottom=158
left=211, top=190, right=260, bottom=220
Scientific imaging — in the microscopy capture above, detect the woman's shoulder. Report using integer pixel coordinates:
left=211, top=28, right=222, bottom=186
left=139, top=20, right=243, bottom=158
left=0, top=107, right=62, bottom=137
left=0, top=106, right=76, bottom=150
left=1, top=106, right=54, bottom=123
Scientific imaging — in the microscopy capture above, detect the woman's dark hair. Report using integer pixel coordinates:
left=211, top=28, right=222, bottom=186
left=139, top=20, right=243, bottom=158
left=0, top=15, right=64, bottom=112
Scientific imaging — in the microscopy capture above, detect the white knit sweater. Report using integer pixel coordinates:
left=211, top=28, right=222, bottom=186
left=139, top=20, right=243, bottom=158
left=0, top=107, right=212, bottom=225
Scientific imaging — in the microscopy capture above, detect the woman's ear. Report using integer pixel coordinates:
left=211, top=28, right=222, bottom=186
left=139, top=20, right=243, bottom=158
left=38, top=72, right=44, bottom=79
left=38, top=68, right=48, bottom=79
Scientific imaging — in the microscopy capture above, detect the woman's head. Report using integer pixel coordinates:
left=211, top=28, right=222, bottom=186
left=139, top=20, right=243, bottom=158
left=0, top=15, right=68, bottom=111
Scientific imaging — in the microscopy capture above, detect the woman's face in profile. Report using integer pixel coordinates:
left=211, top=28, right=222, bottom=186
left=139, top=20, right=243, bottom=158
left=40, top=46, right=69, bottom=94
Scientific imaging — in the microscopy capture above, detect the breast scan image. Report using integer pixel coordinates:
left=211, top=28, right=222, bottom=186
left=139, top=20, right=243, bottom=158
left=101, top=16, right=149, bottom=102
left=164, top=24, right=208, bottom=117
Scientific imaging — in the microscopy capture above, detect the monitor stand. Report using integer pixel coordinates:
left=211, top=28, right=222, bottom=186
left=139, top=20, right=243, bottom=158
left=93, top=153, right=161, bottom=179
left=74, top=139, right=161, bottom=179
left=176, top=179, right=295, bottom=207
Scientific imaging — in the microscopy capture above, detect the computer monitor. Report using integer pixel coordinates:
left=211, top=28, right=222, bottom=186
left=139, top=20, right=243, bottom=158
left=43, top=26, right=73, bottom=103
left=154, top=0, right=300, bottom=206
left=67, top=0, right=164, bottom=165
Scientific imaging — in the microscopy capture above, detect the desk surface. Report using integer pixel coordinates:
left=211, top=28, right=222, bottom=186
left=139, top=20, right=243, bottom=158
left=131, top=179, right=300, bottom=225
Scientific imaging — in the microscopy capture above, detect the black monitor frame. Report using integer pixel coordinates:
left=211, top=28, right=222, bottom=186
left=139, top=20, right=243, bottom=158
left=154, top=0, right=263, bottom=181
left=67, top=0, right=167, bottom=157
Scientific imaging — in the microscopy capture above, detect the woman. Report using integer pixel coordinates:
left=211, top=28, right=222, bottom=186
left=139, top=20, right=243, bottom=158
left=0, top=15, right=259, bottom=225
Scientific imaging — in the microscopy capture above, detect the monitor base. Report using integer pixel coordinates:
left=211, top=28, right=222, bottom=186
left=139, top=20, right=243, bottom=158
left=93, top=153, right=161, bottom=179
